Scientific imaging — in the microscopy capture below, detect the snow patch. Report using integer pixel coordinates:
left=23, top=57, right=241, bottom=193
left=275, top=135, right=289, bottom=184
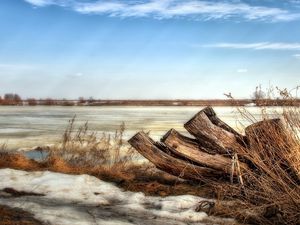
left=244, top=103, right=256, bottom=107
left=0, top=169, right=212, bottom=225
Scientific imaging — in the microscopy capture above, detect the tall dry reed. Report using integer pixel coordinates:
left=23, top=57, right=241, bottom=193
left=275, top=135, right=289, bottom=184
left=214, top=87, right=300, bottom=225
left=48, top=117, right=137, bottom=168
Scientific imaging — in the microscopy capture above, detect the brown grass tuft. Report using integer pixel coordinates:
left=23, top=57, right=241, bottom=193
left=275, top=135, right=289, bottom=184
left=0, top=205, right=44, bottom=225
left=48, top=117, right=136, bottom=169
left=0, top=153, right=41, bottom=171
left=212, top=89, right=300, bottom=225
left=0, top=118, right=214, bottom=198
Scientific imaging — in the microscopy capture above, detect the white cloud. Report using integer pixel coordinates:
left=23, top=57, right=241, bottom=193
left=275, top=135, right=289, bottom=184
left=203, top=42, right=300, bottom=50
left=74, top=2, right=125, bottom=14
left=288, top=0, right=300, bottom=3
left=24, top=0, right=52, bottom=7
left=70, top=72, right=84, bottom=78
left=23, top=0, right=300, bottom=22
left=293, top=54, right=300, bottom=58
left=66, top=72, right=84, bottom=78
left=237, top=68, right=248, bottom=73
left=24, top=0, right=72, bottom=7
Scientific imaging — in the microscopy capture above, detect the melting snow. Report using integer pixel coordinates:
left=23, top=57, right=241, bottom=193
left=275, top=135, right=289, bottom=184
left=0, top=169, right=230, bottom=225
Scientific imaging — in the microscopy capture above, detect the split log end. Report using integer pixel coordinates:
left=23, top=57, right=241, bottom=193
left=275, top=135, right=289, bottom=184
left=128, top=131, right=224, bottom=181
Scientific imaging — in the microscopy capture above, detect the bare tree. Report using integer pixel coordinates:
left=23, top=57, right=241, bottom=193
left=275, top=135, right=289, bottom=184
left=252, top=85, right=266, bottom=101
left=44, top=98, right=55, bottom=105
left=27, top=98, right=37, bottom=106
left=78, top=97, right=86, bottom=104
left=3, top=93, right=22, bottom=105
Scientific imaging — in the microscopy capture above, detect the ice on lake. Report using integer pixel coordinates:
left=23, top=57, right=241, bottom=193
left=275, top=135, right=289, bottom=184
left=0, top=106, right=284, bottom=150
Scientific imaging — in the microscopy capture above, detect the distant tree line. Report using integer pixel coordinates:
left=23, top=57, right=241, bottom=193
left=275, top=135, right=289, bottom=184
left=0, top=94, right=100, bottom=106
left=0, top=89, right=299, bottom=106
left=0, top=94, right=78, bottom=106
left=0, top=93, right=22, bottom=105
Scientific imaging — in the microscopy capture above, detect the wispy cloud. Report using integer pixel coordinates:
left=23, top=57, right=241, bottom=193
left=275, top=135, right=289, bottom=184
left=288, top=0, right=300, bottom=4
left=24, top=0, right=51, bottom=7
left=23, top=0, right=300, bottom=22
left=202, top=42, right=300, bottom=50
left=237, top=68, right=248, bottom=73
left=66, top=72, right=84, bottom=78
left=293, top=54, right=300, bottom=58
left=24, top=0, right=70, bottom=7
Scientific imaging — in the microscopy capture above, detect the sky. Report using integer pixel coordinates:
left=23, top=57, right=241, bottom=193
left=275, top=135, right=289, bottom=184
left=0, top=0, right=300, bottom=99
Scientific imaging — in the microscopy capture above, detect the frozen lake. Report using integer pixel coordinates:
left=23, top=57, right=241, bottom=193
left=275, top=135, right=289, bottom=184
left=0, top=106, right=283, bottom=150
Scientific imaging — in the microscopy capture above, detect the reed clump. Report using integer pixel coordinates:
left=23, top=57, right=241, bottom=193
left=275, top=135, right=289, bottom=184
left=210, top=90, right=300, bottom=225
left=47, top=117, right=138, bottom=169
left=1, top=118, right=213, bottom=198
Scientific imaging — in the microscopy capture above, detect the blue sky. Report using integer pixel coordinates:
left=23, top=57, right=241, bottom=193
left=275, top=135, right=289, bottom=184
left=0, top=0, right=300, bottom=99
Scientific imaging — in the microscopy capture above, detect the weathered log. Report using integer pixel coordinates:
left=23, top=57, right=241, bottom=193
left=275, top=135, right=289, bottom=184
left=245, top=118, right=300, bottom=182
left=201, top=107, right=242, bottom=138
left=128, top=131, right=224, bottom=181
left=245, top=118, right=291, bottom=161
left=245, top=118, right=293, bottom=161
left=161, top=129, right=249, bottom=174
left=161, top=129, right=205, bottom=153
left=184, top=107, right=244, bottom=155
left=245, top=118, right=287, bottom=146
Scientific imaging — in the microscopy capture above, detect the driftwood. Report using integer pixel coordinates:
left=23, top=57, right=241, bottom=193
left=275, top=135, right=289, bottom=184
left=184, top=107, right=244, bottom=155
left=161, top=129, right=249, bottom=174
left=128, top=106, right=297, bottom=183
left=161, top=128, right=218, bottom=155
left=128, top=132, right=223, bottom=181
left=245, top=118, right=300, bottom=181
left=245, top=118, right=290, bottom=162
left=200, top=107, right=243, bottom=140
left=245, top=118, right=287, bottom=147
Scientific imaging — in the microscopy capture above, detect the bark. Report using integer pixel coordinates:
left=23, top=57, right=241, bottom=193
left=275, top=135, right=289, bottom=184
left=245, top=119, right=289, bottom=158
left=245, top=118, right=291, bottom=159
left=201, top=107, right=241, bottom=138
left=245, top=118, right=300, bottom=182
left=245, top=118, right=287, bottom=147
left=128, top=131, right=224, bottom=181
left=184, top=107, right=244, bottom=155
left=202, top=107, right=247, bottom=146
left=161, top=129, right=249, bottom=174
left=161, top=129, right=205, bottom=153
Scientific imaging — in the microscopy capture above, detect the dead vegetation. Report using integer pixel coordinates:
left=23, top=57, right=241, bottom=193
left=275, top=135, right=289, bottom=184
left=0, top=205, right=44, bottom=225
left=1, top=91, right=300, bottom=224
left=209, top=106, right=300, bottom=225
left=128, top=88, right=300, bottom=225
left=48, top=117, right=136, bottom=168
left=0, top=119, right=213, bottom=198
left=0, top=152, right=213, bottom=197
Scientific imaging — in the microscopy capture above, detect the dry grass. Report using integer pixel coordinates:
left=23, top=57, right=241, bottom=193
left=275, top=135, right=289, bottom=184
left=0, top=119, right=214, bottom=198
left=0, top=152, right=42, bottom=171
left=210, top=90, right=300, bottom=225
left=0, top=205, right=44, bottom=225
left=48, top=117, right=137, bottom=168
left=0, top=152, right=214, bottom=197
left=1, top=91, right=300, bottom=224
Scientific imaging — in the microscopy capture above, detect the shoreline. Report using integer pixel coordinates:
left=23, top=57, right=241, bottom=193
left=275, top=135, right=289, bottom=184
left=1, top=99, right=300, bottom=107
